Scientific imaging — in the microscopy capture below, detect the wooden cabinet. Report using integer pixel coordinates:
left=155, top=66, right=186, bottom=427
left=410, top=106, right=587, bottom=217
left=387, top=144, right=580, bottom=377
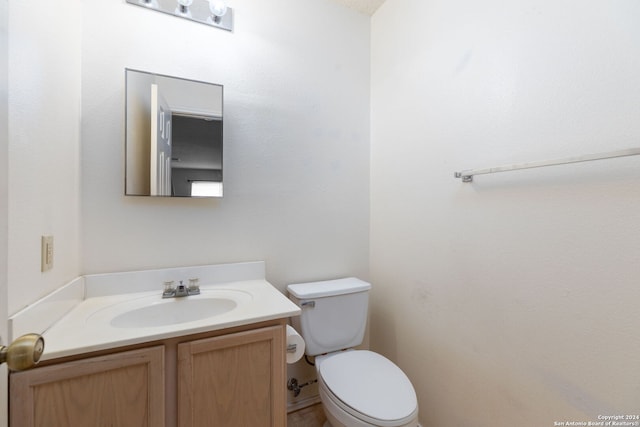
left=10, top=346, right=165, bottom=427
left=178, top=325, right=286, bottom=426
left=9, top=322, right=286, bottom=427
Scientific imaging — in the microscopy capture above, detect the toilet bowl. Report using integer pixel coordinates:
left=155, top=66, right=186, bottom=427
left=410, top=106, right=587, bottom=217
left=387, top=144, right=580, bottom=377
left=287, top=278, right=419, bottom=427
left=316, top=350, right=418, bottom=427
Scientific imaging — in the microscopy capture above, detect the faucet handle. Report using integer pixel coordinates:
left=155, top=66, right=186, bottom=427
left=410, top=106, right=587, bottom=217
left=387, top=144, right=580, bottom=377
left=162, top=280, right=175, bottom=297
left=188, top=278, right=200, bottom=295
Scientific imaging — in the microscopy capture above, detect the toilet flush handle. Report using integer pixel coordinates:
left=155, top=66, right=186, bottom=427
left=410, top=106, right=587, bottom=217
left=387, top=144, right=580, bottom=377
left=300, top=300, right=315, bottom=308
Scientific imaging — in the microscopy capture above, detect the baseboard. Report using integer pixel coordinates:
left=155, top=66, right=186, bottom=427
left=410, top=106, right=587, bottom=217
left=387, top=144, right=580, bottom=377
left=287, top=395, right=322, bottom=413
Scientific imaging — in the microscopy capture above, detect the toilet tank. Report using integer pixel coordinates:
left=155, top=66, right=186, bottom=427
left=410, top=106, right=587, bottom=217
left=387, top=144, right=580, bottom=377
left=287, top=278, right=371, bottom=356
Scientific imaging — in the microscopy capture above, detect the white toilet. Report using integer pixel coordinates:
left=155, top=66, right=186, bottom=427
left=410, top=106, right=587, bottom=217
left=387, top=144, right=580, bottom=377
left=288, top=278, right=419, bottom=427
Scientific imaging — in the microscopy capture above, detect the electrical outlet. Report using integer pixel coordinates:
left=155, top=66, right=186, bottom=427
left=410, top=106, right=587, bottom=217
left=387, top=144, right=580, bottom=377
left=41, top=235, right=53, bottom=272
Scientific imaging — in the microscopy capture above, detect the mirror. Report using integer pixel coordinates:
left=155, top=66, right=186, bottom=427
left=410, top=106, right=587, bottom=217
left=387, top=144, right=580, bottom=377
left=125, top=69, right=223, bottom=197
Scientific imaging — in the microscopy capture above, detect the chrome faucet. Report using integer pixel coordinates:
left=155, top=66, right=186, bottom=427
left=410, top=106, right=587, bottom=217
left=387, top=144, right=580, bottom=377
left=175, top=281, right=189, bottom=297
left=162, top=278, right=200, bottom=298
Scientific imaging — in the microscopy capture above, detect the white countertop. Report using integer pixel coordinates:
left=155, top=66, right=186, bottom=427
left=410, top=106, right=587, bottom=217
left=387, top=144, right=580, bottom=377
left=42, top=279, right=301, bottom=360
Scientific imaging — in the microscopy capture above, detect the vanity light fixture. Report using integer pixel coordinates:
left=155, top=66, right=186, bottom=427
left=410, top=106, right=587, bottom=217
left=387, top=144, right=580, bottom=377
left=126, top=0, right=234, bottom=32
left=140, top=0, right=162, bottom=9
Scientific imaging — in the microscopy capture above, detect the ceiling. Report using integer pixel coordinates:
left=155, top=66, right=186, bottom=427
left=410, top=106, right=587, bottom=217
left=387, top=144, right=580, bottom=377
left=328, top=0, right=387, bottom=16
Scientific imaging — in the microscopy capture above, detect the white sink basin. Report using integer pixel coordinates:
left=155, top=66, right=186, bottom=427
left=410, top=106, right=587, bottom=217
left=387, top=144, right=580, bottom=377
left=85, top=289, right=253, bottom=329
left=110, top=297, right=237, bottom=328
left=38, top=277, right=303, bottom=361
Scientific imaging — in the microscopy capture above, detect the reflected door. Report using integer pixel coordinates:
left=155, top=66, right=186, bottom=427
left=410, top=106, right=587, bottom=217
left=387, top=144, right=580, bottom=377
left=150, top=84, right=172, bottom=196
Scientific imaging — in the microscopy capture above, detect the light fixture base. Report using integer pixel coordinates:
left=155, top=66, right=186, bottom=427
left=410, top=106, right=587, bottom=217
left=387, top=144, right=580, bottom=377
left=126, top=0, right=233, bottom=32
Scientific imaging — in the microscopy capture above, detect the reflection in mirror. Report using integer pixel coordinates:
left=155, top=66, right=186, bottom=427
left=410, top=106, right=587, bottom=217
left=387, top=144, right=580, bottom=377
left=125, top=69, right=223, bottom=197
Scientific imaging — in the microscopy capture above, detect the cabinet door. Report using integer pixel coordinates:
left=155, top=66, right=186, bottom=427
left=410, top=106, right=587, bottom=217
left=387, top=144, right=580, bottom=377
left=10, top=346, right=165, bottom=427
left=178, top=325, right=286, bottom=427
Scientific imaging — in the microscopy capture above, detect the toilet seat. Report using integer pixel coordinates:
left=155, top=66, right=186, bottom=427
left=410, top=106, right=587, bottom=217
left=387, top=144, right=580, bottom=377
left=317, top=350, right=418, bottom=427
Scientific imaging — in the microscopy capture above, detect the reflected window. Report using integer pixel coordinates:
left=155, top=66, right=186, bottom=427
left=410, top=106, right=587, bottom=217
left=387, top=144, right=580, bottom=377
left=191, top=181, right=223, bottom=197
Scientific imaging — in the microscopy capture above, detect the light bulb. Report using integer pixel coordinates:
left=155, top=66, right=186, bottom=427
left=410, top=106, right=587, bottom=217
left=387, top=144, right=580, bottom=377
left=209, top=0, right=228, bottom=18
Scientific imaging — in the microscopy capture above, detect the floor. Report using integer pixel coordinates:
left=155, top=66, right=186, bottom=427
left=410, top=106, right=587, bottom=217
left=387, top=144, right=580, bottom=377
left=287, top=403, right=327, bottom=427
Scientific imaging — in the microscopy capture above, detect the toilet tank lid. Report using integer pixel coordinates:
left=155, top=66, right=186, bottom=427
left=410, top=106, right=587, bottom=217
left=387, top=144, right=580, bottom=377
left=287, top=277, right=371, bottom=299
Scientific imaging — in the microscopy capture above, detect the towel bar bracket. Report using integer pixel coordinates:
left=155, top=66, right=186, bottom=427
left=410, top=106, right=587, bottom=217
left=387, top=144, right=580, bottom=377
left=454, top=172, right=473, bottom=182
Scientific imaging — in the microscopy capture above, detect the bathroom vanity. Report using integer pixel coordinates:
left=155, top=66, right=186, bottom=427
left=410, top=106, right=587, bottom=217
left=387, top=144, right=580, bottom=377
left=8, top=262, right=300, bottom=427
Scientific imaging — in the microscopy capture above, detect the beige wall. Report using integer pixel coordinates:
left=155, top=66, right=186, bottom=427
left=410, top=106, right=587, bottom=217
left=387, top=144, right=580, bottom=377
left=370, top=1, right=640, bottom=426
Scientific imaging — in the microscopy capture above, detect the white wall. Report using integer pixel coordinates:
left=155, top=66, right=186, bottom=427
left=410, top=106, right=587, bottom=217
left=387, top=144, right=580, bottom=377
left=80, top=0, right=370, bottom=406
left=7, top=2, right=82, bottom=315
left=81, top=0, right=370, bottom=287
left=371, top=1, right=640, bottom=426
left=4, top=1, right=81, bottom=424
